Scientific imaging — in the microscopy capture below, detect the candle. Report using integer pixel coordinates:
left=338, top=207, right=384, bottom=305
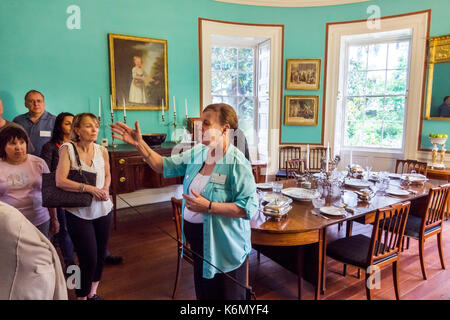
left=350, top=148, right=353, bottom=166
left=173, top=96, right=176, bottom=113
left=306, top=144, right=310, bottom=170
left=98, top=97, right=101, bottom=118
left=123, top=98, right=126, bottom=117
left=110, top=94, right=113, bottom=115
left=326, top=142, right=330, bottom=172
left=185, top=98, right=188, bottom=117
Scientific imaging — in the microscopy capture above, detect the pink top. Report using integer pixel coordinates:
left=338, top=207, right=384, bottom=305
left=0, top=155, right=50, bottom=226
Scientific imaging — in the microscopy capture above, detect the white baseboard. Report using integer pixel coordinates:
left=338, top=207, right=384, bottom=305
left=114, top=185, right=184, bottom=210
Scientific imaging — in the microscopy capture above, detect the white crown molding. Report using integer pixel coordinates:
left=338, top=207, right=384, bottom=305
left=214, top=0, right=370, bottom=7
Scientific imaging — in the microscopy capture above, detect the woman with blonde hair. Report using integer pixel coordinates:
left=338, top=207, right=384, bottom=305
left=55, top=113, right=113, bottom=300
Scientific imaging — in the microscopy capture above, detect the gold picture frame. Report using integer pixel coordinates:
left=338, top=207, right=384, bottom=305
left=108, top=33, right=169, bottom=111
left=286, top=59, right=321, bottom=90
left=284, top=95, right=319, bottom=126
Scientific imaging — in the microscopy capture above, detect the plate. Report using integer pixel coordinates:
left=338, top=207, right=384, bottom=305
left=344, top=179, right=371, bottom=189
left=386, top=188, right=410, bottom=196
left=389, top=173, right=402, bottom=179
left=282, top=187, right=319, bottom=201
left=256, top=183, right=272, bottom=189
left=319, top=206, right=346, bottom=216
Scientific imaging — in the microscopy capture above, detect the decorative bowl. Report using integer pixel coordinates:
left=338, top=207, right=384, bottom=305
left=430, top=137, right=447, bottom=145
left=142, top=133, right=167, bottom=146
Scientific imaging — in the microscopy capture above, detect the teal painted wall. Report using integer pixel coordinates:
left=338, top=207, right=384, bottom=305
left=0, top=0, right=448, bottom=147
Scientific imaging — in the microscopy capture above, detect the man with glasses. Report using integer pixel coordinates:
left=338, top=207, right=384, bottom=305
left=13, top=90, right=56, bottom=156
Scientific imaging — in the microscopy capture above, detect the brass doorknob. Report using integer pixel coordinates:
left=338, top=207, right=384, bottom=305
left=119, top=158, right=126, bottom=164
left=120, top=177, right=126, bottom=183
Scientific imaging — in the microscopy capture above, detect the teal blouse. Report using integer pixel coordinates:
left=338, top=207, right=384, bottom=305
left=163, top=143, right=258, bottom=279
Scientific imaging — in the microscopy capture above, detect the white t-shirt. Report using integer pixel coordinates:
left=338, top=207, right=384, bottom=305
left=63, top=142, right=113, bottom=220
left=183, top=173, right=210, bottom=224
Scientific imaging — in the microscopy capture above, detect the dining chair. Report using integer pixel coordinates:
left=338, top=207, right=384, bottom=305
left=276, top=146, right=301, bottom=180
left=309, top=147, right=328, bottom=173
left=395, top=159, right=428, bottom=175
left=402, top=183, right=450, bottom=280
left=327, top=202, right=410, bottom=300
left=170, top=197, right=194, bottom=299
left=286, top=158, right=306, bottom=179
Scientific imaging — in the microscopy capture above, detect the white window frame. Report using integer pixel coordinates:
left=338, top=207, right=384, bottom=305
left=323, top=11, right=429, bottom=166
left=339, top=32, right=412, bottom=153
left=199, top=19, right=283, bottom=174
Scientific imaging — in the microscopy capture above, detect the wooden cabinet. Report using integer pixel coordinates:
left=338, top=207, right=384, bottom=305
left=108, top=143, right=184, bottom=229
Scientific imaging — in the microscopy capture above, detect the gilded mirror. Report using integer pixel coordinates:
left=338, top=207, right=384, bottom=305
left=424, top=35, right=450, bottom=120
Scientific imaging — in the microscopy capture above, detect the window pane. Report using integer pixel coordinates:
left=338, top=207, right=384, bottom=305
left=367, top=43, right=387, bottom=70
left=346, top=97, right=364, bottom=121
left=365, top=97, right=384, bottom=120
left=212, top=96, right=222, bottom=104
left=211, top=47, right=222, bottom=71
left=381, top=122, right=403, bottom=148
left=386, top=70, right=407, bottom=95
left=238, top=97, right=254, bottom=144
left=238, top=73, right=253, bottom=96
left=384, top=97, right=405, bottom=121
left=347, top=71, right=366, bottom=96
left=362, top=120, right=382, bottom=146
left=366, top=70, right=386, bottom=95
left=238, top=48, right=254, bottom=73
left=221, top=47, right=237, bottom=71
left=348, top=45, right=368, bottom=72
left=344, top=121, right=365, bottom=146
left=387, top=41, right=409, bottom=69
left=211, top=71, right=237, bottom=95
left=222, top=96, right=237, bottom=110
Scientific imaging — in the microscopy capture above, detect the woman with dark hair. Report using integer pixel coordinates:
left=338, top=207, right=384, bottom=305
left=41, top=112, right=75, bottom=271
left=55, top=113, right=113, bottom=300
left=111, top=103, right=257, bottom=300
left=0, top=126, right=59, bottom=239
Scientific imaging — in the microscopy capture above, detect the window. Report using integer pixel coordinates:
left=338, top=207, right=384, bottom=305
left=342, top=37, right=411, bottom=150
left=210, top=41, right=270, bottom=161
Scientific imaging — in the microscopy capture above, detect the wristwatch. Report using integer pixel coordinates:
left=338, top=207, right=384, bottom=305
left=208, top=201, right=213, bottom=214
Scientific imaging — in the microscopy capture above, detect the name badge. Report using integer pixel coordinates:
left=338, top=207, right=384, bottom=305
left=211, top=173, right=227, bottom=185
left=40, top=130, right=51, bottom=137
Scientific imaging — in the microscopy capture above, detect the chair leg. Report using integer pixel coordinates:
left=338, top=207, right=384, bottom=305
left=338, top=222, right=342, bottom=231
left=406, top=237, right=410, bottom=250
left=418, top=238, right=427, bottom=280
left=392, top=261, right=400, bottom=300
left=257, top=250, right=261, bottom=262
left=437, top=232, right=446, bottom=270
left=365, top=271, right=372, bottom=300
left=172, top=249, right=183, bottom=299
left=343, top=221, right=353, bottom=277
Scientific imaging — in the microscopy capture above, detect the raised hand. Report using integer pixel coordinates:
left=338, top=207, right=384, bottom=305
left=110, top=121, right=143, bottom=146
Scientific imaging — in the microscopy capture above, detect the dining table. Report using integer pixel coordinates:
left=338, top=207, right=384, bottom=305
left=250, top=175, right=435, bottom=300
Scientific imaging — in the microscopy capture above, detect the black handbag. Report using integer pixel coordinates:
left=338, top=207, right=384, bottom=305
left=42, top=142, right=97, bottom=208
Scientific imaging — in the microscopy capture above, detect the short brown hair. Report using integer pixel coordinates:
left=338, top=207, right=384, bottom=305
left=70, top=113, right=99, bottom=142
left=24, top=90, right=45, bottom=101
left=203, top=103, right=238, bottom=130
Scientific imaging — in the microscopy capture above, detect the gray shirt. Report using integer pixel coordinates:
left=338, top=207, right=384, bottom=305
left=438, top=103, right=450, bottom=117
left=13, top=111, right=56, bottom=156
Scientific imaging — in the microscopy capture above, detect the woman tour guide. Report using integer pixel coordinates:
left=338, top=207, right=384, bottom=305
left=111, top=103, right=257, bottom=300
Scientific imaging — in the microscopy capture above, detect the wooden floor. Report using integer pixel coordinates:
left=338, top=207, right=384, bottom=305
left=66, top=201, right=450, bottom=300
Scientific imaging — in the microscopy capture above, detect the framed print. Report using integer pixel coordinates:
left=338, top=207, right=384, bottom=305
left=286, top=59, right=321, bottom=90
left=284, top=95, right=319, bottom=126
left=108, top=33, right=168, bottom=111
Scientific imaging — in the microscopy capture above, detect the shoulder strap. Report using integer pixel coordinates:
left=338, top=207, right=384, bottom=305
left=69, top=142, right=83, bottom=168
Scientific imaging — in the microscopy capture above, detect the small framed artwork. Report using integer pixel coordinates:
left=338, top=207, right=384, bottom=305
left=286, top=59, right=321, bottom=90
left=108, top=33, right=169, bottom=111
left=284, top=95, right=319, bottom=126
